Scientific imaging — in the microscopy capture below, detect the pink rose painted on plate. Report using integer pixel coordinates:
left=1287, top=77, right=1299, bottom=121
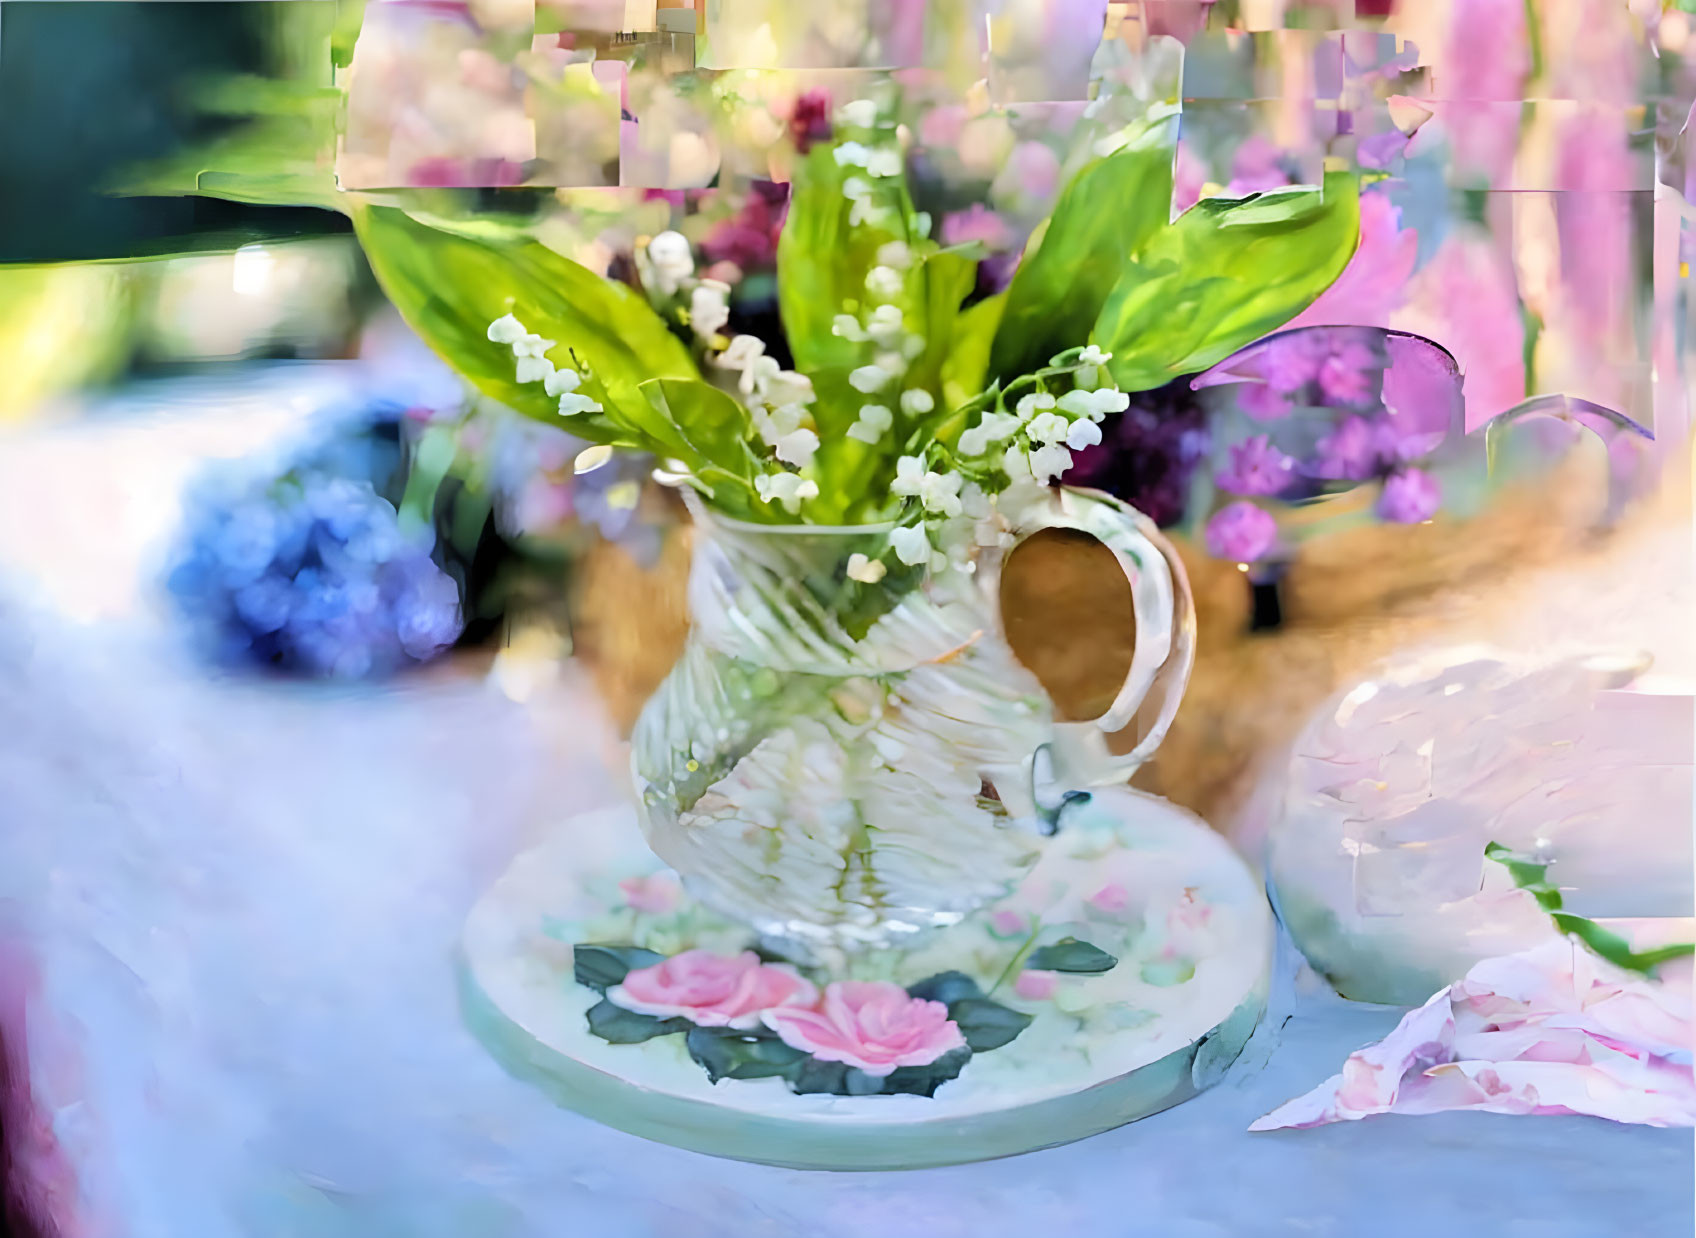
left=618, top=873, right=681, bottom=916
left=611, top=949, right=816, bottom=1030
left=1014, top=970, right=1059, bottom=1001
left=763, top=981, right=967, bottom=1077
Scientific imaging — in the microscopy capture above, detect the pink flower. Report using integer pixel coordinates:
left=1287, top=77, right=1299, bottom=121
left=1377, top=468, right=1442, bottom=524
left=1205, top=501, right=1278, bottom=564
left=1397, top=229, right=1525, bottom=430
left=1143, top=0, right=1216, bottom=41
left=989, top=910, right=1028, bottom=937
left=1287, top=190, right=1418, bottom=333
left=940, top=204, right=1013, bottom=251
left=1316, top=339, right=1379, bottom=408
left=1087, top=882, right=1132, bottom=915
left=1172, top=141, right=1207, bottom=214
left=1428, top=0, right=1530, bottom=186
left=1555, top=108, right=1634, bottom=350
left=1237, top=382, right=1292, bottom=422
left=763, top=981, right=966, bottom=1077
left=1224, top=135, right=1291, bottom=198
left=994, top=140, right=1062, bottom=206
left=1015, top=970, right=1059, bottom=1000
left=611, top=950, right=816, bottom=1030
left=618, top=873, right=680, bottom=915
left=1252, top=939, right=1696, bottom=1131
left=1261, top=331, right=1330, bottom=394
left=788, top=89, right=833, bottom=153
left=1217, top=435, right=1297, bottom=497
left=1309, top=415, right=1378, bottom=481
left=920, top=104, right=968, bottom=151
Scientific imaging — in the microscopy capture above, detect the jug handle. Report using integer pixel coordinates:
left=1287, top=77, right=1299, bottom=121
left=993, top=486, right=1196, bottom=787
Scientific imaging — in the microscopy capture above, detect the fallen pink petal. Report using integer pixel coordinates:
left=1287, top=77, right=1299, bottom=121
left=1252, top=941, right=1696, bottom=1132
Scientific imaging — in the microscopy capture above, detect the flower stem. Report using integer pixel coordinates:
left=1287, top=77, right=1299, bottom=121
left=988, top=918, right=1044, bottom=996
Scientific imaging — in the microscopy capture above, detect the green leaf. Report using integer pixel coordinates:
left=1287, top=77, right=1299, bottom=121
left=572, top=944, right=665, bottom=993
left=1481, top=841, right=1563, bottom=912
left=789, top=1058, right=860, bottom=1095
left=776, top=146, right=888, bottom=379
left=584, top=998, right=688, bottom=1044
left=988, top=145, right=1175, bottom=386
left=1094, top=172, right=1361, bottom=393
left=1485, top=842, right=1695, bottom=977
left=785, top=1049, right=972, bottom=1097
left=948, top=999, right=1034, bottom=1053
left=941, top=294, right=1005, bottom=419
left=352, top=203, right=699, bottom=452
left=637, top=377, right=761, bottom=499
left=908, top=248, right=978, bottom=392
left=1025, top=936, right=1118, bottom=974
left=1140, top=957, right=1196, bottom=987
left=331, top=0, right=369, bottom=68
left=879, top=1048, right=972, bottom=1097
left=906, top=971, right=986, bottom=1006
left=685, top=1027, right=812, bottom=1083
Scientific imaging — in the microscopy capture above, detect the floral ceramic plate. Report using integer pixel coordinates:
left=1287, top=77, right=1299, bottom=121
left=459, top=787, right=1273, bottom=1169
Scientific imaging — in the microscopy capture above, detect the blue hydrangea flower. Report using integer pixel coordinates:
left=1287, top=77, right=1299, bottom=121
left=169, top=469, right=464, bottom=679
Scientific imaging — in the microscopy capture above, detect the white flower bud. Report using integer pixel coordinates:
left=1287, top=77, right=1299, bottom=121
left=846, top=552, right=887, bottom=584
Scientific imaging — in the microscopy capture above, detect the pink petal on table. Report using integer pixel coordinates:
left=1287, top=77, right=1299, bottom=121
left=1252, top=940, right=1696, bottom=1132
left=1249, top=989, right=1456, bottom=1130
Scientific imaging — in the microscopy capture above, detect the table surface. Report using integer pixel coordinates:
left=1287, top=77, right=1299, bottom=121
left=1, top=371, right=1690, bottom=1238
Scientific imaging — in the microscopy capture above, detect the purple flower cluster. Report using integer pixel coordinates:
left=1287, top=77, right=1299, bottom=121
left=1239, top=329, right=1385, bottom=422
left=169, top=471, right=464, bottom=679
left=1198, top=327, right=1456, bottom=563
left=1066, top=380, right=1212, bottom=528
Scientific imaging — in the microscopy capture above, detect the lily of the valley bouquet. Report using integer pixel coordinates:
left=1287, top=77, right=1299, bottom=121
left=352, top=84, right=1361, bottom=616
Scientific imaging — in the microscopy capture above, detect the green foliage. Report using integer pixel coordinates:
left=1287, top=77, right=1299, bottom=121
left=685, top=1026, right=811, bottom=1083
left=908, top=247, right=980, bottom=394
left=636, top=377, right=763, bottom=496
left=115, top=75, right=344, bottom=212
left=1094, top=172, right=1361, bottom=392
left=585, top=998, right=688, bottom=1043
left=906, top=972, right=1034, bottom=1054
left=775, top=146, right=890, bottom=385
left=941, top=293, right=1006, bottom=422
left=1484, top=842, right=1695, bottom=976
left=353, top=204, right=775, bottom=513
left=988, top=144, right=1174, bottom=386
left=949, top=999, right=1034, bottom=1052
left=906, top=970, right=987, bottom=1005
left=787, top=1049, right=973, bottom=1098
left=572, top=944, right=666, bottom=993
left=1025, top=936, right=1119, bottom=974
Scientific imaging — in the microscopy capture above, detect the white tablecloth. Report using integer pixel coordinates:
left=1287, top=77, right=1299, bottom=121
left=0, top=370, right=1689, bottom=1237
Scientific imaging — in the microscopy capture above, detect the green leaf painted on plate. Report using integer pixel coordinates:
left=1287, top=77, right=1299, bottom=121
left=584, top=998, right=689, bottom=1044
left=685, top=1027, right=812, bottom=1083
left=1140, top=957, right=1196, bottom=987
left=948, top=998, right=1034, bottom=1052
left=878, top=1047, right=972, bottom=1097
left=785, top=1048, right=973, bottom=1097
left=906, top=971, right=987, bottom=1006
left=572, top=944, right=665, bottom=993
left=1094, top=172, right=1361, bottom=393
left=987, top=144, right=1174, bottom=386
left=1025, top=936, right=1119, bottom=974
